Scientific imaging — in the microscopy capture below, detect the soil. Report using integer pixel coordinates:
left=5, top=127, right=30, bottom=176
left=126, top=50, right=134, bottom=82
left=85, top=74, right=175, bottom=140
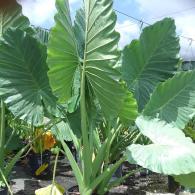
left=10, top=156, right=173, bottom=195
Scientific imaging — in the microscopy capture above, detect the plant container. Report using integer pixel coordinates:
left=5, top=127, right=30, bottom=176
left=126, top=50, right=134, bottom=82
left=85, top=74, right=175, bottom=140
left=0, top=187, right=8, bottom=195
left=168, top=176, right=180, bottom=193
left=28, top=150, right=51, bottom=178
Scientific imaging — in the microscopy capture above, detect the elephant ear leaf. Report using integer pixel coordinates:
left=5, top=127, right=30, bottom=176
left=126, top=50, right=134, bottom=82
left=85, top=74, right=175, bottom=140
left=35, top=183, right=65, bottom=195
left=0, top=0, right=30, bottom=37
left=0, top=28, right=58, bottom=126
left=143, top=71, right=195, bottom=129
left=82, top=0, right=137, bottom=121
left=47, top=0, right=79, bottom=103
left=122, top=18, right=180, bottom=111
left=34, top=27, right=49, bottom=45
left=74, top=8, right=85, bottom=59
left=48, top=0, right=138, bottom=122
left=126, top=116, right=195, bottom=175
left=174, top=173, right=195, bottom=188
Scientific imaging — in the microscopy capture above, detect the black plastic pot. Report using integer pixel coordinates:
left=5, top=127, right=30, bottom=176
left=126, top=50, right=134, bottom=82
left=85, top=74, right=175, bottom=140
left=66, top=141, right=77, bottom=161
left=168, top=176, right=180, bottom=193
left=67, top=186, right=109, bottom=195
left=67, top=186, right=80, bottom=195
left=28, top=150, right=51, bottom=178
left=0, top=187, right=8, bottom=195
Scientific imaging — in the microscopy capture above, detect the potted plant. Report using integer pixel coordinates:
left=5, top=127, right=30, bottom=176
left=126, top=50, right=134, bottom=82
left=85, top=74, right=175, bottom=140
left=35, top=149, right=66, bottom=195
left=0, top=183, right=8, bottom=195
left=27, top=127, right=56, bottom=178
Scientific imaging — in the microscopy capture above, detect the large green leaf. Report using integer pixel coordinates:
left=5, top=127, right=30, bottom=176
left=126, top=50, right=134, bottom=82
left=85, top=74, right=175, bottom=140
left=35, top=183, right=65, bottom=195
left=34, top=27, right=49, bottom=45
left=48, top=0, right=138, bottom=122
left=143, top=71, right=195, bottom=129
left=126, top=116, right=195, bottom=175
left=174, top=173, right=195, bottom=188
left=0, top=28, right=58, bottom=126
left=83, top=0, right=137, bottom=121
left=122, top=18, right=180, bottom=111
left=0, top=0, right=30, bottom=37
left=47, top=0, right=79, bottom=103
left=74, top=8, right=85, bottom=59
left=51, top=121, right=72, bottom=141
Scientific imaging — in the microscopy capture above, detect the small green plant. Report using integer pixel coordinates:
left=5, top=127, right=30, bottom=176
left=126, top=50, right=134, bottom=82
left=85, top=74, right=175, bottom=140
left=0, top=100, right=30, bottom=194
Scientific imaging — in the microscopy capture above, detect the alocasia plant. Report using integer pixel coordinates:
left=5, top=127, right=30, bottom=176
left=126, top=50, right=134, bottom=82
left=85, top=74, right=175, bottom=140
left=122, top=19, right=195, bottom=189
left=0, top=0, right=195, bottom=193
left=0, top=1, right=35, bottom=193
left=0, top=0, right=138, bottom=194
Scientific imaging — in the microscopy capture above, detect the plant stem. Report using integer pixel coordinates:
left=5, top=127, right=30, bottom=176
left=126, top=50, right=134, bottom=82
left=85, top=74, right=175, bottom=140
left=4, top=128, right=16, bottom=149
left=51, top=150, right=59, bottom=195
left=80, top=67, right=91, bottom=186
left=0, top=99, right=5, bottom=168
left=105, top=124, right=123, bottom=164
left=80, top=0, right=94, bottom=187
left=94, top=157, right=126, bottom=194
left=52, top=150, right=59, bottom=184
left=133, top=132, right=142, bottom=144
left=108, top=167, right=144, bottom=189
left=0, top=168, right=13, bottom=195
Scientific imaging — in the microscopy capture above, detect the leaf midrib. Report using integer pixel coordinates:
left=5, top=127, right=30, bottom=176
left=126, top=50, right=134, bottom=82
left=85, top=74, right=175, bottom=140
left=130, top=24, right=172, bottom=88
left=145, top=72, right=195, bottom=115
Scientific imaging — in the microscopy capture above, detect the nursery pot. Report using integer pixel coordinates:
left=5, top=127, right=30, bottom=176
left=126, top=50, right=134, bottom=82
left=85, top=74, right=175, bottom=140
left=168, top=176, right=180, bottom=193
left=28, top=150, right=51, bottom=178
left=67, top=186, right=109, bottom=195
left=67, top=186, right=80, bottom=195
left=0, top=187, right=8, bottom=195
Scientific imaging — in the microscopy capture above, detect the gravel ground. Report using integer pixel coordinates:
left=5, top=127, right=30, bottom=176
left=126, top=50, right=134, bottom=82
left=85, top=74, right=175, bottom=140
left=9, top=156, right=193, bottom=195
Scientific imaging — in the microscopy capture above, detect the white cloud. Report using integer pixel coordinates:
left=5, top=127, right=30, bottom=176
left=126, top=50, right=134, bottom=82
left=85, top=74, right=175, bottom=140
left=116, top=20, right=140, bottom=48
left=175, top=14, right=195, bottom=60
left=18, top=0, right=195, bottom=60
left=135, top=0, right=194, bottom=18
left=18, top=0, right=80, bottom=28
left=134, top=0, right=195, bottom=60
left=69, top=0, right=79, bottom=3
left=18, top=0, right=56, bottom=28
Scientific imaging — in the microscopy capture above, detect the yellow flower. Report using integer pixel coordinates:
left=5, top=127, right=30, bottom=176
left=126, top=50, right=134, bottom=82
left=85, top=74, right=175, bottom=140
left=43, top=131, right=56, bottom=150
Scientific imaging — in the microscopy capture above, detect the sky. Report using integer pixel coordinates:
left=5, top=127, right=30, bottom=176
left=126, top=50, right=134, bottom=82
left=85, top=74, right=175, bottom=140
left=18, top=0, right=195, bottom=60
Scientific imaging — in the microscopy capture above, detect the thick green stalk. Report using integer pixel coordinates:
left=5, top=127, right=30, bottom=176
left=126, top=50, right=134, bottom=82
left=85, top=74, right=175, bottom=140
left=108, top=167, right=143, bottom=190
left=0, top=99, right=5, bottom=168
left=80, top=67, right=92, bottom=186
left=92, top=157, right=126, bottom=194
left=80, top=1, right=93, bottom=186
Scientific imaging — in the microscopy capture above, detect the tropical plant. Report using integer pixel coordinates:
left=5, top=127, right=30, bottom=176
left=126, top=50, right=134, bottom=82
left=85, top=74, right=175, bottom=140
left=0, top=0, right=138, bottom=194
left=121, top=19, right=195, bottom=188
left=47, top=0, right=138, bottom=193
left=35, top=149, right=65, bottom=195
left=1, top=0, right=195, bottom=194
left=0, top=1, right=54, bottom=192
left=0, top=1, right=32, bottom=192
left=183, top=118, right=195, bottom=141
